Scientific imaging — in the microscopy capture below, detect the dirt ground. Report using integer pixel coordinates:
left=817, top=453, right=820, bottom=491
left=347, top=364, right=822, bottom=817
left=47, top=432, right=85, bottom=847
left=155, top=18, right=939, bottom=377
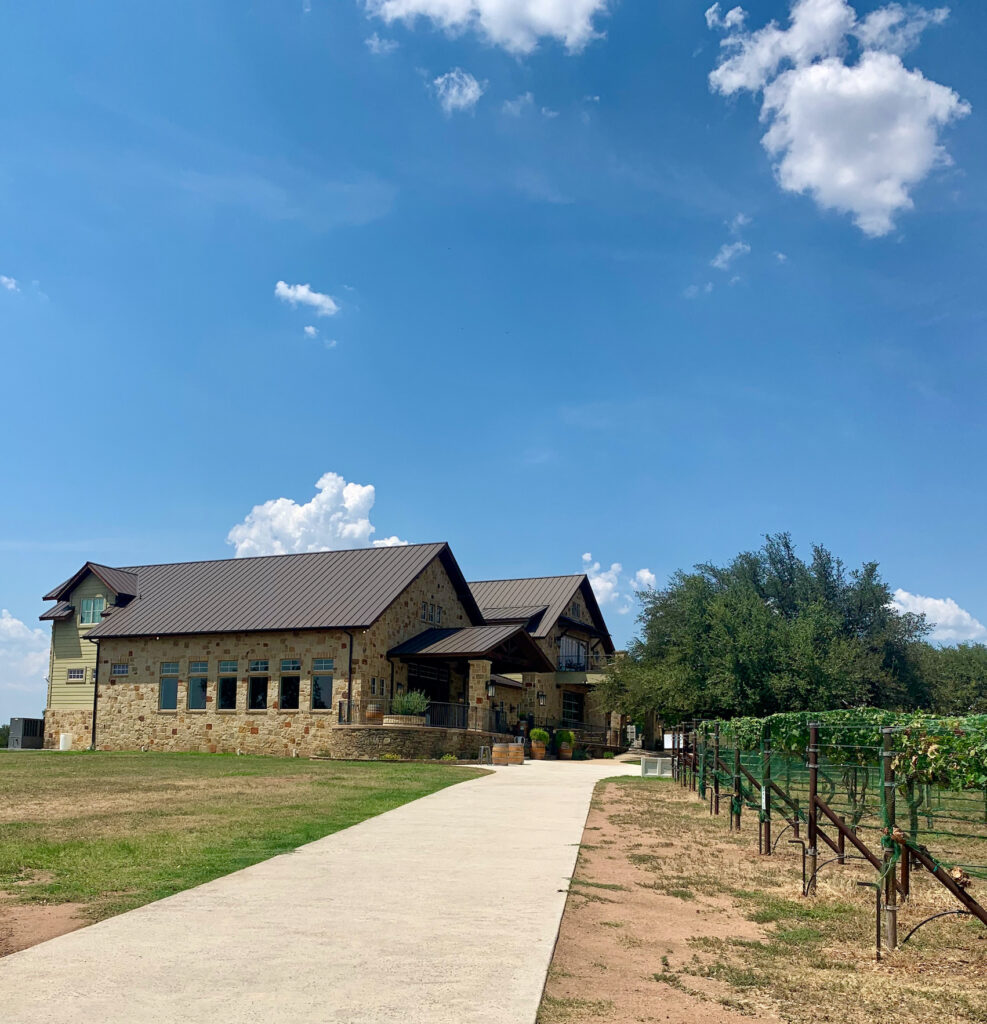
left=0, top=895, right=85, bottom=957
left=539, top=777, right=987, bottom=1024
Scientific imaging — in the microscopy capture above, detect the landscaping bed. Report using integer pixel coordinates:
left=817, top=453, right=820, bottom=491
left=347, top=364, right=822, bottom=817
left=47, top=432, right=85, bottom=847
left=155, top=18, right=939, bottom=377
left=539, top=777, right=987, bottom=1024
left=0, top=750, right=483, bottom=956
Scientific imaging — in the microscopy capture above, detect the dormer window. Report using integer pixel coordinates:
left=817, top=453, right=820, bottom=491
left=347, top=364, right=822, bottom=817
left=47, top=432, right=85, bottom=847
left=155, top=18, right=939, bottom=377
left=80, top=597, right=105, bottom=625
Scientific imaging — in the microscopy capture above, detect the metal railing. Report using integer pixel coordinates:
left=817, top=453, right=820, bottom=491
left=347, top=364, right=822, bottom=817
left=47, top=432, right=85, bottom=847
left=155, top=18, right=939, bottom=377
left=556, top=652, right=614, bottom=672
left=337, top=698, right=510, bottom=735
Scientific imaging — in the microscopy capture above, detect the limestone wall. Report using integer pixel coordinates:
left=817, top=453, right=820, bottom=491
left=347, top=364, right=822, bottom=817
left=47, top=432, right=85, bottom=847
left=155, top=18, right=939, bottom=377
left=43, top=709, right=93, bottom=750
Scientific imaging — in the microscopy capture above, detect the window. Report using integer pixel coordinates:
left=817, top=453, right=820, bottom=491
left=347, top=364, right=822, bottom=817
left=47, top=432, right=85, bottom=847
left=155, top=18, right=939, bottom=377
left=111, top=663, right=129, bottom=676
left=313, top=658, right=334, bottom=672
left=280, top=659, right=301, bottom=672
left=312, top=674, right=333, bottom=710
left=435, top=606, right=442, bottom=625
left=370, top=677, right=377, bottom=696
left=428, top=603, right=435, bottom=623
left=159, top=663, right=179, bottom=710
left=559, top=636, right=588, bottom=671
left=571, top=602, right=580, bottom=619
left=189, top=660, right=208, bottom=675
left=67, top=667, right=85, bottom=682
left=562, top=690, right=585, bottom=724
left=421, top=601, right=428, bottom=622
left=249, top=659, right=269, bottom=673
left=188, top=676, right=208, bottom=710
left=279, top=676, right=300, bottom=710
left=218, top=677, right=237, bottom=710
left=248, top=677, right=268, bottom=710
left=219, top=660, right=238, bottom=673
left=80, top=597, right=105, bottom=625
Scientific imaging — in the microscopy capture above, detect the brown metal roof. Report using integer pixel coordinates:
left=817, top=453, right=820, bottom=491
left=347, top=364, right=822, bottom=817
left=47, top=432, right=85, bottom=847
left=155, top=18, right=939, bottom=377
left=480, top=604, right=549, bottom=622
left=39, top=601, right=74, bottom=621
left=72, top=543, right=482, bottom=639
left=388, top=625, right=554, bottom=671
left=43, top=562, right=138, bottom=602
left=468, top=575, right=614, bottom=651
left=490, top=673, right=523, bottom=690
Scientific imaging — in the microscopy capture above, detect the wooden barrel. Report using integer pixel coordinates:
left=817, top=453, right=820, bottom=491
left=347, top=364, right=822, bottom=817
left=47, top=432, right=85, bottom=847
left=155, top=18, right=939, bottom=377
left=492, top=743, right=510, bottom=765
left=508, top=743, right=524, bottom=764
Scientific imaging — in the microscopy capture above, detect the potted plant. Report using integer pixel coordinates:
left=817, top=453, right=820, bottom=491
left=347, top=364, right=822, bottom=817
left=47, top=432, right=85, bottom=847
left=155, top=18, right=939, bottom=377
left=530, top=727, right=550, bottom=760
left=382, top=689, right=430, bottom=727
left=555, top=729, right=575, bottom=760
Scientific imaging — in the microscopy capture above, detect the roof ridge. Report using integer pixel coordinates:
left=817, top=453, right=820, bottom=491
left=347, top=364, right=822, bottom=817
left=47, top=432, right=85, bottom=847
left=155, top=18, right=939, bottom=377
left=468, top=573, right=585, bottom=585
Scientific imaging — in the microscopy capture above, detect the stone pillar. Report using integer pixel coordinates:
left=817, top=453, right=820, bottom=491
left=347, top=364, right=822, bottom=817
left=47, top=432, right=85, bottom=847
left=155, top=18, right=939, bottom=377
left=468, top=659, right=493, bottom=731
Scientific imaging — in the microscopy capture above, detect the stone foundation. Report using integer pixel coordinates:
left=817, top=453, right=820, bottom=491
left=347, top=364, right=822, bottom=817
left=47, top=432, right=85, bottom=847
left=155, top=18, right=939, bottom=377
left=43, top=709, right=93, bottom=750
left=325, top=725, right=510, bottom=761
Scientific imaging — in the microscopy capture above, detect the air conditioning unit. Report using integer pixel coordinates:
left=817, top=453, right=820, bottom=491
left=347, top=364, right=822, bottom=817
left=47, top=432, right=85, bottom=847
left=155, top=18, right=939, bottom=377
left=8, top=717, right=45, bottom=750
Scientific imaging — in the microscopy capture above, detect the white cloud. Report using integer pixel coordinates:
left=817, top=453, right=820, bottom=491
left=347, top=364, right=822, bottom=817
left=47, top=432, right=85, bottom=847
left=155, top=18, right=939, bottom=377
left=227, top=471, right=407, bottom=558
left=711, top=240, right=751, bottom=269
left=582, top=554, right=623, bottom=606
left=0, top=609, right=50, bottom=716
left=324, top=338, right=339, bottom=349
left=365, top=0, right=609, bottom=54
left=684, top=281, right=715, bottom=298
left=502, top=92, right=534, bottom=117
left=729, top=212, right=752, bottom=232
left=705, top=3, right=746, bottom=30
left=0, top=275, right=18, bottom=292
left=365, top=31, right=399, bottom=54
left=708, top=0, right=970, bottom=236
left=634, top=568, right=657, bottom=589
left=275, top=280, right=340, bottom=317
left=892, top=588, right=987, bottom=643
left=432, top=68, right=485, bottom=114
left=303, top=325, right=318, bottom=338
left=541, top=106, right=560, bottom=119
left=775, top=251, right=788, bottom=262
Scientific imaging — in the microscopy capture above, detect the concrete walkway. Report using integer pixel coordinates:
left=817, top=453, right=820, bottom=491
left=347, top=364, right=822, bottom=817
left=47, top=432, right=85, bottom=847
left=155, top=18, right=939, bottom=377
left=2, top=759, right=639, bottom=1024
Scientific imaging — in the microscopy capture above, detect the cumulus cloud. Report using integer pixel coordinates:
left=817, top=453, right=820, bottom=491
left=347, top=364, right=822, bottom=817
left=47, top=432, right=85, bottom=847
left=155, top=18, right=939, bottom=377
left=365, top=31, right=399, bottom=54
left=364, top=0, right=609, bottom=54
left=892, top=589, right=987, bottom=643
left=711, top=240, right=751, bottom=270
left=634, top=568, right=657, bottom=590
left=705, top=3, right=746, bottom=30
left=0, top=609, right=50, bottom=718
left=0, top=275, right=18, bottom=292
left=708, top=0, right=969, bottom=236
left=303, top=325, right=318, bottom=338
left=502, top=92, right=534, bottom=117
left=432, top=68, right=485, bottom=114
left=275, top=280, right=340, bottom=317
left=227, top=472, right=407, bottom=558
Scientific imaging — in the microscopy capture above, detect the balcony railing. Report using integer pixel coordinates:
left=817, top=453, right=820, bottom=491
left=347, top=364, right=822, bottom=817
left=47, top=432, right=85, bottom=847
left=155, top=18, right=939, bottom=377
left=337, top=698, right=510, bottom=735
left=556, top=652, right=615, bottom=673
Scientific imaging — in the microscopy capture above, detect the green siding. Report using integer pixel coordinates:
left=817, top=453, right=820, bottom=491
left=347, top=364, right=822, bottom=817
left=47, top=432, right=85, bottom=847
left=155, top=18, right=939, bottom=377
left=47, top=574, right=107, bottom=710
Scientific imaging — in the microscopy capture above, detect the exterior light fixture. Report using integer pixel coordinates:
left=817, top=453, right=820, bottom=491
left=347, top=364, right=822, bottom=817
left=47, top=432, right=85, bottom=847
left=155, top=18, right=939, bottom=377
left=537, top=690, right=546, bottom=707
left=486, top=680, right=497, bottom=698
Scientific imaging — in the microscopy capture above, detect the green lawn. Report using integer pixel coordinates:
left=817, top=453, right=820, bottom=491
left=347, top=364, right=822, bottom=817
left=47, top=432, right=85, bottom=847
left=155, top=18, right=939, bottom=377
left=0, top=751, right=484, bottom=920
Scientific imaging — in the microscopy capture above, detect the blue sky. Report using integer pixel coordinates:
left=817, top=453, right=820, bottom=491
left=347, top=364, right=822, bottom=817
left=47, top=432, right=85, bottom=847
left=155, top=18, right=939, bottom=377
left=1, top=0, right=985, bottom=722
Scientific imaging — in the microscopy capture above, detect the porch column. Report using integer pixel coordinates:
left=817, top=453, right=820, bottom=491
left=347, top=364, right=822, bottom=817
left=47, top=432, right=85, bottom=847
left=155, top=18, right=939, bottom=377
left=468, top=659, right=493, bottom=730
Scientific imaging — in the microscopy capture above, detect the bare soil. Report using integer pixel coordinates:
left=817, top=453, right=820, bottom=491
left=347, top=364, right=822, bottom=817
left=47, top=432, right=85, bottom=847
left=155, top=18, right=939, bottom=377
left=0, top=895, right=86, bottom=957
left=539, top=777, right=987, bottom=1024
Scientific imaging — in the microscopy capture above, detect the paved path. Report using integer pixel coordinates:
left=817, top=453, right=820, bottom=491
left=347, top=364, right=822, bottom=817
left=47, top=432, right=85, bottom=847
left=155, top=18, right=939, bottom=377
left=2, top=759, right=639, bottom=1024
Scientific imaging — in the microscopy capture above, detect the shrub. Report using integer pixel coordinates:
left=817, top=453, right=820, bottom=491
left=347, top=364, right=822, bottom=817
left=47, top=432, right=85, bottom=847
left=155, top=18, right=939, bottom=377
left=440, top=752, right=457, bottom=761
left=555, top=729, right=575, bottom=746
left=603, top=751, right=615, bottom=759
left=390, top=690, right=430, bottom=715
left=380, top=752, right=403, bottom=761
left=530, top=728, right=550, bottom=744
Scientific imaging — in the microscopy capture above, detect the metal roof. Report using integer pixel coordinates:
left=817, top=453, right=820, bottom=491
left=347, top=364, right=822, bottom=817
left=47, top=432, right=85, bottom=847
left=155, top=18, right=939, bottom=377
left=480, top=604, right=549, bottom=622
left=388, top=625, right=554, bottom=671
left=68, top=543, right=482, bottom=639
left=468, top=575, right=614, bottom=651
left=43, top=562, right=139, bottom=602
left=39, top=601, right=74, bottom=621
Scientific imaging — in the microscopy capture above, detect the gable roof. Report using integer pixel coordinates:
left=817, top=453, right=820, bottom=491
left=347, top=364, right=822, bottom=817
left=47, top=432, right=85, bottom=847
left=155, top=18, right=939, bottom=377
left=468, top=574, right=614, bottom=651
left=388, top=625, right=555, bottom=671
left=43, top=562, right=139, bottom=602
left=39, top=600, right=74, bottom=621
left=42, top=543, right=482, bottom=640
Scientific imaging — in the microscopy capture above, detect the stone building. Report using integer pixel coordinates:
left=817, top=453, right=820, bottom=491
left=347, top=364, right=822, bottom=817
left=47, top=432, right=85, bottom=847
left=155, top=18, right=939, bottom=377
left=39, top=543, right=617, bottom=758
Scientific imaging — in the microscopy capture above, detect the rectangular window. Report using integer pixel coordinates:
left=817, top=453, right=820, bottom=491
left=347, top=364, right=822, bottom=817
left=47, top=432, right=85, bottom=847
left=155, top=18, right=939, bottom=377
left=280, top=659, right=301, bottom=672
left=248, top=677, right=268, bottom=710
left=188, top=677, right=208, bottom=710
left=249, top=659, right=269, bottom=673
left=558, top=636, right=588, bottom=671
left=79, top=596, right=105, bottom=625
left=311, top=675, right=333, bottom=710
left=428, top=603, right=435, bottom=623
left=218, top=677, right=237, bottom=710
left=67, top=667, right=85, bottom=682
left=219, top=660, right=238, bottom=674
left=159, top=672, right=178, bottom=710
left=421, top=601, right=428, bottom=621
left=111, top=663, right=129, bottom=676
left=313, top=658, right=334, bottom=672
left=189, top=660, right=208, bottom=675
left=435, top=606, right=442, bottom=625
left=161, top=662, right=179, bottom=675
left=370, top=677, right=377, bottom=696
left=279, top=676, right=300, bottom=710
left=562, top=690, right=585, bottom=724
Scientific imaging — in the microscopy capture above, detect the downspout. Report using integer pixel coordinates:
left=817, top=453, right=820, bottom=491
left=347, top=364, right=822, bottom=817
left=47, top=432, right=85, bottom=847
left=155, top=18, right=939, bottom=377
left=344, top=629, right=355, bottom=723
left=88, top=636, right=99, bottom=749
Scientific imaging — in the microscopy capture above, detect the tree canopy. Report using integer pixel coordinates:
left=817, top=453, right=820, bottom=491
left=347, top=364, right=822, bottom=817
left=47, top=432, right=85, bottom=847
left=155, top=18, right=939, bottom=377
left=596, top=533, right=987, bottom=722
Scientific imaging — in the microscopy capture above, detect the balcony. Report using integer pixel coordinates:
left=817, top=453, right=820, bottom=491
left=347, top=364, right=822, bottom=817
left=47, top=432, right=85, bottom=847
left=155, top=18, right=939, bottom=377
left=556, top=652, right=614, bottom=673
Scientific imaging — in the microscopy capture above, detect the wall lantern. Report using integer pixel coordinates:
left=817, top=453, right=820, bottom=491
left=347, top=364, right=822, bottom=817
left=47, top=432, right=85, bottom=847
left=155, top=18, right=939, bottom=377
left=537, top=690, right=547, bottom=707
left=486, top=680, right=497, bottom=698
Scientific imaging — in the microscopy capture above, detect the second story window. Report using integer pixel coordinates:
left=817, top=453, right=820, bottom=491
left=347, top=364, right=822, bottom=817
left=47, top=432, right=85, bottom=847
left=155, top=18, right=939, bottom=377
left=67, top=667, right=86, bottom=682
left=421, top=601, right=428, bottom=622
left=80, top=597, right=105, bottom=625
left=111, top=663, right=129, bottom=676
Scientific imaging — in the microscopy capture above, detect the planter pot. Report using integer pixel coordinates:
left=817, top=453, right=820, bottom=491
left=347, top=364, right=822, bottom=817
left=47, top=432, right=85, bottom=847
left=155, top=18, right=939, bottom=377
left=558, top=743, right=572, bottom=760
left=530, top=741, right=547, bottom=760
left=382, top=714, right=427, bottom=727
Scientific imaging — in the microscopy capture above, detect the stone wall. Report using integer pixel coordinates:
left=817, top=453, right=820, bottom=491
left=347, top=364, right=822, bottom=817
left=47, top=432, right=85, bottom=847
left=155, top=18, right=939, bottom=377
left=43, top=709, right=93, bottom=750
left=326, top=725, right=510, bottom=760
